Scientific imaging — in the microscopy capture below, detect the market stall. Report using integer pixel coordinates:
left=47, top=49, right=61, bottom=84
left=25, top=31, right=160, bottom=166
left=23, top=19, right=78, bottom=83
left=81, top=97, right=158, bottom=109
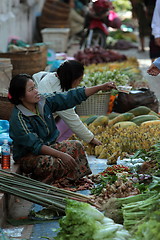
left=0, top=1, right=160, bottom=239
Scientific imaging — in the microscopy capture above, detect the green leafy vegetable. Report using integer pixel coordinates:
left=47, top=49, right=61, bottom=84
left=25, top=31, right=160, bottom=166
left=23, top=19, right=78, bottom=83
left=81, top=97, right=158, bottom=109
left=133, top=219, right=160, bottom=240
left=80, top=69, right=130, bottom=88
left=55, top=199, right=132, bottom=240
left=91, top=174, right=117, bottom=195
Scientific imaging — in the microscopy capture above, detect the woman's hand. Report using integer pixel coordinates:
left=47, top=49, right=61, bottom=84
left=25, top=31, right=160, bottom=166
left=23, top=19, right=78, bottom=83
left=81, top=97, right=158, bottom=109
left=40, top=145, right=77, bottom=170
left=59, top=152, right=78, bottom=170
left=147, top=64, right=160, bottom=76
left=90, top=137, right=102, bottom=146
left=101, top=82, right=117, bottom=91
left=85, top=82, right=117, bottom=97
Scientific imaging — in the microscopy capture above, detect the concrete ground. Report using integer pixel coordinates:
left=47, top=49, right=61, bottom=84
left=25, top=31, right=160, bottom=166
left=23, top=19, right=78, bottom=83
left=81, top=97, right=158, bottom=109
left=2, top=35, right=160, bottom=239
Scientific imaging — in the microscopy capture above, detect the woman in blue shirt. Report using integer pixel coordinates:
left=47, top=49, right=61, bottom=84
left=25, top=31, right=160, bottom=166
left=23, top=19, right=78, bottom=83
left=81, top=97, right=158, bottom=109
left=8, top=73, right=116, bottom=184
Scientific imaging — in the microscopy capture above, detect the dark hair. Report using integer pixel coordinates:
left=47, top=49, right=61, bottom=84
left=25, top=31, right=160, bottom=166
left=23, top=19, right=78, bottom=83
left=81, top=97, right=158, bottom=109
left=57, top=60, right=84, bottom=91
left=8, top=73, right=33, bottom=105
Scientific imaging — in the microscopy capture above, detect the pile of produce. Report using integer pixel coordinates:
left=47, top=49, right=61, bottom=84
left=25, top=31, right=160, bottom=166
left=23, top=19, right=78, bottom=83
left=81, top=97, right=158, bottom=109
left=107, top=38, right=138, bottom=50
left=74, top=46, right=127, bottom=66
left=102, top=188, right=160, bottom=228
left=90, top=171, right=140, bottom=204
left=83, top=58, right=148, bottom=89
left=107, top=30, right=138, bottom=50
left=88, top=173, right=160, bottom=238
left=53, top=175, right=160, bottom=239
left=89, top=163, right=155, bottom=206
left=72, top=106, right=160, bottom=163
left=84, top=57, right=140, bottom=73
left=100, top=165, right=131, bottom=175
left=81, top=69, right=130, bottom=88
left=109, top=30, right=137, bottom=43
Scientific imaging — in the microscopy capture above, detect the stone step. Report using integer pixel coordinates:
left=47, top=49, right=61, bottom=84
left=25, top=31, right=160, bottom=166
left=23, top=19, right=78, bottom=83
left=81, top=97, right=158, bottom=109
left=0, top=160, right=21, bottom=227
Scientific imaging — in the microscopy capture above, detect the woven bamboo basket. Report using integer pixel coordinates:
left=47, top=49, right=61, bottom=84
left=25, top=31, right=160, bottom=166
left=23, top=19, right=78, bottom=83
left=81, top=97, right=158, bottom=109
left=0, top=96, right=13, bottom=120
left=0, top=45, right=47, bottom=77
left=76, top=92, right=111, bottom=116
left=40, top=0, right=70, bottom=29
left=0, top=59, right=13, bottom=96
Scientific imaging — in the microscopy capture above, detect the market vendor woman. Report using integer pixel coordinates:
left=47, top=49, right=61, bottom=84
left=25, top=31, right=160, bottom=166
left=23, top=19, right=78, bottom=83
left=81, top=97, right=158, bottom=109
left=8, top=74, right=116, bottom=183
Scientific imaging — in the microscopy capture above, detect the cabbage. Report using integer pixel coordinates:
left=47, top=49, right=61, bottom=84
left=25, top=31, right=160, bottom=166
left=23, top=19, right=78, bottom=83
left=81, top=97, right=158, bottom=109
left=93, top=225, right=119, bottom=239
left=55, top=199, right=132, bottom=240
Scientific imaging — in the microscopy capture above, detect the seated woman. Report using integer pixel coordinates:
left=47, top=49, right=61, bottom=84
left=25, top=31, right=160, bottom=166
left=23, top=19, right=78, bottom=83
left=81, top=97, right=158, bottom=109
left=33, top=60, right=101, bottom=144
left=8, top=74, right=116, bottom=183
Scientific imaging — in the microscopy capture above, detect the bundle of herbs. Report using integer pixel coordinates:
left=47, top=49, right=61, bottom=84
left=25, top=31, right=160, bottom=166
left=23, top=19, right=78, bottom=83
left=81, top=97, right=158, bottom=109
left=131, top=141, right=160, bottom=176
left=0, top=170, right=97, bottom=215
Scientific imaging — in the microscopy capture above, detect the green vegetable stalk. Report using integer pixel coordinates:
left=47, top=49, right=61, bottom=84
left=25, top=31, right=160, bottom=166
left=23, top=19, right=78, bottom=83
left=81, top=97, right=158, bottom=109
left=120, top=192, right=160, bottom=231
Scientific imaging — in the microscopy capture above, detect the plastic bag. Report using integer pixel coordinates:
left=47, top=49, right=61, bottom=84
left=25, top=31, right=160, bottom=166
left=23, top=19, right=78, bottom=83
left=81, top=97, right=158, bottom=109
left=113, top=88, right=159, bottom=113
left=0, top=120, right=12, bottom=145
left=0, top=120, right=9, bottom=134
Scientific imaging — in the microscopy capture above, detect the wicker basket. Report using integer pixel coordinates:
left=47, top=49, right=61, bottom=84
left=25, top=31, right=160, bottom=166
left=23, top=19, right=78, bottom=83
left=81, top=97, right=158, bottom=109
left=0, top=58, right=13, bottom=96
left=76, top=92, right=111, bottom=116
left=0, top=96, right=13, bottom=120
left=40, top=0, right=70, bottom=29
left=0, top=45, right=47, bottom=77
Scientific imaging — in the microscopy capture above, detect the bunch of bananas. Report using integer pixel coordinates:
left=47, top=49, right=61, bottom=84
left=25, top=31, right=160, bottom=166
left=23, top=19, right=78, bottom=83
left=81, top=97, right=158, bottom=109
left=71, top=124, right=160, bottom=164
left=84, top=57, right=140, bottom=74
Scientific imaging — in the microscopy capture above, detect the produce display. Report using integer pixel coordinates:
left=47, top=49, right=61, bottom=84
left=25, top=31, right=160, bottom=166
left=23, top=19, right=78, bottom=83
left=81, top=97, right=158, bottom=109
left=83, top=58, right=148, bottom=89
left=1, top=1, right=160, bottom=239
left=65, top=104, right=160, bottom=240
left=81, top=69, right=130, bottom=88
left=109, top=30, right=137, bottom=43
left=52, top=4, right=160, bottom=239
left=84, top=57, right=139, bottom=73
left=71, top=106, right=160, bottom=163
left=74, top=46, right=127, bottom=66
left=106, top=30, right=138, bottom=50
left=54, top=175, right=160, bottom=239
left=90, top=172, right=140, bottom=201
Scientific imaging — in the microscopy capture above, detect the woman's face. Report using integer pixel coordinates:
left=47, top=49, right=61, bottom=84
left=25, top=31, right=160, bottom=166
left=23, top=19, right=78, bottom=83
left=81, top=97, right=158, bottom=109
left=21, top=79, right=40, bottom=105
left=72, top=75, right=83, bottom=88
